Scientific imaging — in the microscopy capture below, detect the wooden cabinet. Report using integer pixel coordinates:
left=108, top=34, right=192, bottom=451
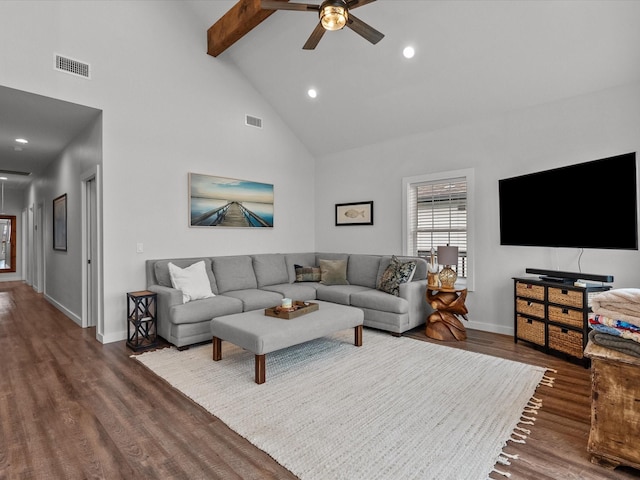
left=513, top=277, right=609, bottom=364
left=584, top=341, right=640, bottom=470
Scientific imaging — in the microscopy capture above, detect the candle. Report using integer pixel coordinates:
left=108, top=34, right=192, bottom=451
left=281, top=298, right=292, bottom=309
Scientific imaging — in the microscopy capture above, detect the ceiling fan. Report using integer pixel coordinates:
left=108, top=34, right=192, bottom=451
left=261, top=0, right=384, bottom=50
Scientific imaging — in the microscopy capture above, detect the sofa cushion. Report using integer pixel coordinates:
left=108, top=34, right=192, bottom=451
left=350, top=288, right=409, bottom=314
left=315, top=252, right=349, bottom=264
left=169, top=295, right=243, bottom=325
left=212, top=255, right=257, bottom=293
left=295, top=265, right=321, bottom=282
left=319, top=259, right=350, bottom=286
left=252, top=254, right=289, bottom=287
left=261, top=283, right=318, bottom=301
left=154, top=257, right=217, bottom=293
left=377, top=256, right=417, bottom=296
left=220, top=289, right=283, bottom=311
left=347, top=254, right=381, bottom=288
left=316, top=285, right=370, bottom=305
left=168, top=261, right=216, bottom=303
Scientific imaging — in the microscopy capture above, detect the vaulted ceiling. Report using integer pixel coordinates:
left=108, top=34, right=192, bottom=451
left=2, top=1, right=639, bottom=192
left=188, top=0, right=640, bottom=157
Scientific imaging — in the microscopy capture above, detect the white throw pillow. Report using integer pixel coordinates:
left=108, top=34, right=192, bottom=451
left=168, top=261, right=215, bottom=303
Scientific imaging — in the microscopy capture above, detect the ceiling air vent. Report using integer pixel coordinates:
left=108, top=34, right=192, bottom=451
left=54, top=54, right=91, bottom=79
left=245, top=115, right=263, bottom=129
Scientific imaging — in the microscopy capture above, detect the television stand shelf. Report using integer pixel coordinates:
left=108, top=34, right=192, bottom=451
left=513, top=276, right=610, bottom=366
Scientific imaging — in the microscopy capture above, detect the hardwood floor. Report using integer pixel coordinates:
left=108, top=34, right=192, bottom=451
left=0, top=280, right=638, bottom=479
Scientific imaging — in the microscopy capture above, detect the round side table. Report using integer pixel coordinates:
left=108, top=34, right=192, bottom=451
left=425, top=286, right=468, bottom=341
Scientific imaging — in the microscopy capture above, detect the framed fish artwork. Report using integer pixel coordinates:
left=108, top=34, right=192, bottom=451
left=335, top=201, right=374, bottom=226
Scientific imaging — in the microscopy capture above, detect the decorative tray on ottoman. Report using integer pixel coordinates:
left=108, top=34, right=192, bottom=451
left=265, top=301, right=319, bottom=320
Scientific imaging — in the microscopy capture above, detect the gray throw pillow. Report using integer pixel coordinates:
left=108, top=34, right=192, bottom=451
left=377, top=255, right=417, bottom=296
left=319, top=259, right=350, bottom=286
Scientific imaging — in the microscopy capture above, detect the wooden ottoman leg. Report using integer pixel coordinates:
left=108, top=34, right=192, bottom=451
left=212, top=337, right=222, bottom=361
left=255, top=354, right=266, bottom=384
left=355, top=325, right=363, bottom=346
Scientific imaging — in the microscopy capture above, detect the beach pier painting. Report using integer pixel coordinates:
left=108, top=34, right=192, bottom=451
left=189, top=173, right=274, bottom=228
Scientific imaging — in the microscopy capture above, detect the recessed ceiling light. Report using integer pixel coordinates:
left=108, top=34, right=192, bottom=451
left=307, top=88, right=318, bottom=99
left=15, top=138, right=28, bottom=144
left=403, top=46, right=415, bottom=59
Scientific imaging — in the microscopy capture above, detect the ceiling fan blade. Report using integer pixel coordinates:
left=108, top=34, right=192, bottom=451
left=346, top=13, right=384, bottom=45
left=346, top=0, right=377, bottom=9
left=261, top=1, right=319, bottom=12
left=303, top=21, right=326, bottom=50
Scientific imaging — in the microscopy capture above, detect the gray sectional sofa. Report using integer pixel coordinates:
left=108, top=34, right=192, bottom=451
left=145, top=252, right=430, bottom=349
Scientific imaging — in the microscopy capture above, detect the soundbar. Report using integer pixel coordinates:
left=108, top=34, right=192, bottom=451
left=525, top=268, right=613, bottom=284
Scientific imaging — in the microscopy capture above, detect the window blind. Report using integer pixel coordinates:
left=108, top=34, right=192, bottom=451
left=408, top=177, right=467, bottom=277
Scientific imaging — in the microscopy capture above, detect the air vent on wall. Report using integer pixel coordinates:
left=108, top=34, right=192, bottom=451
left=0, top=169, right=31, bottom=176
left=245, top=114, right=263, bottom=129
left=54, top=54, right=91, bottom=79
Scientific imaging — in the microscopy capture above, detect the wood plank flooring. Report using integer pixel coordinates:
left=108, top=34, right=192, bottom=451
left=0, top=280, right=639, bottom=479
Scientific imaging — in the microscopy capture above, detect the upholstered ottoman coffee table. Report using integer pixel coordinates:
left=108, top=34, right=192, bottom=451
left=211, top=301, right=364, bottom=384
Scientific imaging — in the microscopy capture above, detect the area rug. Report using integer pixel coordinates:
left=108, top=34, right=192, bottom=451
left=133, top=329, right=548, bottom=480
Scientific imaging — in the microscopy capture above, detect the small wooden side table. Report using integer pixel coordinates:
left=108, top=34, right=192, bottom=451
left=127, top=290, right=158, bottom=352
left=426, top=286, right=468, bottom=341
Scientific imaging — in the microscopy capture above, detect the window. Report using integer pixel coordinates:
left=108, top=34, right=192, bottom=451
left=402, top=168, right=474, bottom=289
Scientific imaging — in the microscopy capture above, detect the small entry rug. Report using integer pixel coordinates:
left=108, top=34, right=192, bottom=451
left=133, top=329, right=548, bottom=480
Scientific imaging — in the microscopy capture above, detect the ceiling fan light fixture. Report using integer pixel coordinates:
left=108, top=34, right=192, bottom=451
left=320, top=4, right=348, bottom=31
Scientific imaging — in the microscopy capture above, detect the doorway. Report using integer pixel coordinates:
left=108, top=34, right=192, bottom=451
left=0, top=215, right=17, bottom=272
left=33, top=203, right=44, bottom=292
left=81, top=167, right=101, bottom=334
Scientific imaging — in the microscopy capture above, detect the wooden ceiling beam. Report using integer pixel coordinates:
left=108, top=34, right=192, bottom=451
left=207, top=0, right=290, bottom=57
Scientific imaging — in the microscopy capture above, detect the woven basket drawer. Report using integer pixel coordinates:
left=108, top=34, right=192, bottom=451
left=516, top=282, right=545, bottom=301
left=548, top=325, right=584, bottom=359
left=548, top=305, right=583, bottom=328
left=548, top=287, right=583, bottom=308
left=516, top=298, right=544, bottom=318
left=517, top=315, right=545, bottom=346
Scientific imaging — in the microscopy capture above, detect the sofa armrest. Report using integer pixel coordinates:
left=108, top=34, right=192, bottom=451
left=399, top=279, right=431, bottom=327
left=147, top=284, right=183, bottom=342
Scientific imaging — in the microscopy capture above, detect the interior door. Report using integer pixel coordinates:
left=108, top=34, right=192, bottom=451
left=34, top=203, right=43, bottom=292
left=86, top=177, right=98, bottom=328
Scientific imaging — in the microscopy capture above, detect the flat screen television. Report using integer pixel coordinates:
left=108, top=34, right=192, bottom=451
left=499, top=152, right=638, bottom=250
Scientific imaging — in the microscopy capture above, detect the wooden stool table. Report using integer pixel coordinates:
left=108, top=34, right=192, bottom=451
left=426, top=286, right=468, bottom=341
left=126, top=290, right=158, bottom=352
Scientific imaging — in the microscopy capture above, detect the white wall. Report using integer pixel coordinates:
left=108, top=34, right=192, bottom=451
left=1, top=1, right=316, bottom=342
left=315, top=82, right=640, bottom=335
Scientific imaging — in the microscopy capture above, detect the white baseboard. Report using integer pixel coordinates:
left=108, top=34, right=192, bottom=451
left=44, top=294, right=82, bottom=326
left=44, top=293, right=126, bottom=345
left=466, top=319, right=514, bottom=337
left=101, top=330, right=127, bottom=344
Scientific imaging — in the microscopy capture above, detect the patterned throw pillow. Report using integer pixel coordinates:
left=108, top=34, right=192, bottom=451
left=377, top=256, right=417, bottom=296
left=295, top=264, right=321, bottom=282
